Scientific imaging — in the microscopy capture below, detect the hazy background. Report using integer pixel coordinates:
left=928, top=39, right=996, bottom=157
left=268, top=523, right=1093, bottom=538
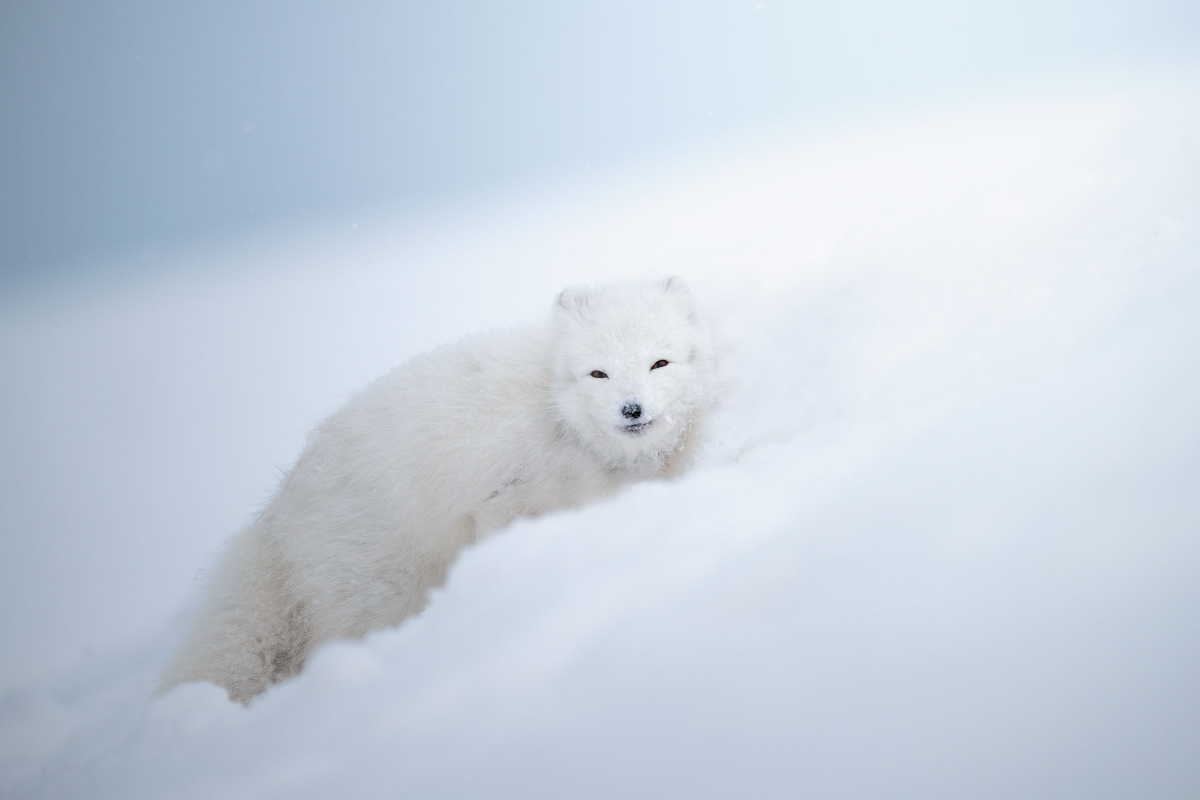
left=3, top=0, right=1198, bottom=282
left=3, top=2, right=1200, bottom=797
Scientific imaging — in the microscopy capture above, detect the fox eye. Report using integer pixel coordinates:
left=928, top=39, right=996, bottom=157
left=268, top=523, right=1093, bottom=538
left=650, top=360, right=669, bottom=370
left=590, top=370, right=608, bottom=379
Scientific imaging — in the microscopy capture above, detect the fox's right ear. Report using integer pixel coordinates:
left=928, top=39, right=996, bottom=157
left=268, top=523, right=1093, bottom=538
left=556, top=285, right=591, bottom=314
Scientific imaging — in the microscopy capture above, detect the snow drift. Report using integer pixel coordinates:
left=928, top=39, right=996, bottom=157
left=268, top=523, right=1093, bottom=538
left=1, top=65, right=1199, bottom=798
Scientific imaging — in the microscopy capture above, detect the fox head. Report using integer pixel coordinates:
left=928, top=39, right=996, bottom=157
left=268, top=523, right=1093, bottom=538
left=551, top=277, right=717, bottom=467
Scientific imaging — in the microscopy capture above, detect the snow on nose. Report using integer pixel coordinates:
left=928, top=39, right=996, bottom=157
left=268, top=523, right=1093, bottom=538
left=621, top=401, right=642, bottom=420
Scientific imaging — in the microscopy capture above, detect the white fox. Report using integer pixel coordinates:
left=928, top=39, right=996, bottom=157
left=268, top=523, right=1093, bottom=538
left=160, top=278, right=717, bottom=703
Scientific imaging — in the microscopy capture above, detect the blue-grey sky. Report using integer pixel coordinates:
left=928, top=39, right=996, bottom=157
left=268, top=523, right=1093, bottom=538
left=2, top=0, right=1197, bottom=282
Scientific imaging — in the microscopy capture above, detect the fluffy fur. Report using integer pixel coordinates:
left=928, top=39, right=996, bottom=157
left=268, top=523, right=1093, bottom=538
left=159, top=278, right=717, bottom=703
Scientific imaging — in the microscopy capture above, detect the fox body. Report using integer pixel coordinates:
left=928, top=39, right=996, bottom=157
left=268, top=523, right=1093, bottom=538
left=160, top=278, right=717, bottom=703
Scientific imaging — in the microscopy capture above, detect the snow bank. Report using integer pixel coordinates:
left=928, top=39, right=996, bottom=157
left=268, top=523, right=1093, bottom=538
left=2, top=66, right=1199, bottom=798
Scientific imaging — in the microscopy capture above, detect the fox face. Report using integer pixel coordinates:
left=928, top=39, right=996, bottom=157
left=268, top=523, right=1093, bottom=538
left=552, top=278, right=716, bottom=466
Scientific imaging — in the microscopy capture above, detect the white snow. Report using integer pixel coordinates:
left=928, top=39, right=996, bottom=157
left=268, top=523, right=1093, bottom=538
left=2, top=64, right=1199, bottom=798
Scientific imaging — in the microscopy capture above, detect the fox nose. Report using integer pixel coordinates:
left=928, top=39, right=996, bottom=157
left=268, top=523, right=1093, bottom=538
left=621, top=402, right=642, bottom=420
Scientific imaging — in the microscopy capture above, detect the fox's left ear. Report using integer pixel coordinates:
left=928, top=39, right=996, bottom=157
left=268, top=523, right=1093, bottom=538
left=662, top=276, right=699, bottom=320
left=662, top=276, right=690, bottom=296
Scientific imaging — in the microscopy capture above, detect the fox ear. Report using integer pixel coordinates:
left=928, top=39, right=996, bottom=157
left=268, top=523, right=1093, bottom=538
left=662, top=276, right=690, bottom=295
left=662, top=276, right=699, bottom=321
left=556, top=285, right=590, bottom=314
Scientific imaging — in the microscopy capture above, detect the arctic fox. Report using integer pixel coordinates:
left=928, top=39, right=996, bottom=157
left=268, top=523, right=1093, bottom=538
left=160, top=278, right=717, bottom=703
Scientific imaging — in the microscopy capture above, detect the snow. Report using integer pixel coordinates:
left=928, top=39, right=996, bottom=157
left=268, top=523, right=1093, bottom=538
left=2, top=65, right=1199, bottom=797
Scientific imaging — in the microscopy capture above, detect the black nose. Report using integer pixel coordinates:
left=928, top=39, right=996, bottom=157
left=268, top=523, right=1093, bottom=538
left=621, top=402, right=642, bottom=420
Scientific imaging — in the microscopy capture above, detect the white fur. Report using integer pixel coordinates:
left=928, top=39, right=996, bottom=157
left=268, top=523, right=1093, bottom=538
left=159, top=278, right=717, bottom=703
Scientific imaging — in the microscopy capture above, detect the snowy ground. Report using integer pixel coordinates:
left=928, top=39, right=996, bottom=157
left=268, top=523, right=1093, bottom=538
left=2, top=64, right=1199, bottom=798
